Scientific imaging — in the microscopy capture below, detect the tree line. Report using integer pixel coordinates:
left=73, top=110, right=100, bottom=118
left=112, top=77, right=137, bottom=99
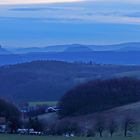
left=0, top=98, right=20, bottom=133
left=36, top=115, right=137, bottom=137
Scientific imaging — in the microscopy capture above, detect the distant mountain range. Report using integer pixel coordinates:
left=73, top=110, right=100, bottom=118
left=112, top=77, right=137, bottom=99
left=0, top=42, right=140, bottom=66
left=7, top=42, right=140, bottom=54
left=64, top=45, right=93, bottom=52
left=0, top=46, right=11, bottom=54
left=118, top=46, right=140, bottom=51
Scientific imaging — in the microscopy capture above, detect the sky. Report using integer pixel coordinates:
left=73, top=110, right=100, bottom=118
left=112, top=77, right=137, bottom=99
left=0, top=0, right=140, bottom=47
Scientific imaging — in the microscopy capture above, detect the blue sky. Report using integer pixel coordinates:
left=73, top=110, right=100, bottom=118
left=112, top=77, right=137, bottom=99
left=0, top=0, right=140, bottom=47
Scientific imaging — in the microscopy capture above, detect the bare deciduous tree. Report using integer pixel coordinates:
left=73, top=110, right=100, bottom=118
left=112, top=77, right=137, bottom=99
left=122, top=116, right=136, bottom=137
left=108, top=119, right=118, bottom=137
left=94, top=116, right=106, bottom=137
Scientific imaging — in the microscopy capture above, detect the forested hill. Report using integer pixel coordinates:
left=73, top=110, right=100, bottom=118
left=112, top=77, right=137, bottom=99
left=0, top=61, right=140, bottom=102
left=2, top=51, right=140, bottom=66
left=59, top=78, right=140, bottom=117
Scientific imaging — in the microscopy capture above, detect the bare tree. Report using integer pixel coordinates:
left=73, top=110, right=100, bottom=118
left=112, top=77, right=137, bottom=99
left=55, top=120, right=80, bottom=136
left=122, top=116, right=136, bottom=137
left=94, top=116, right=106, bottom=137
left=108, top=119, right=118, bottom=137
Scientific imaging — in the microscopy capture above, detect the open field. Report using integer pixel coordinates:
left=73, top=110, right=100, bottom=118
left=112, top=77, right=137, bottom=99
left=116, top=70, right=140, bottom=78
left=37, top=101, right=140, bottom=125
left=0, top=135, right=140, bottom=140
left=29, top=101, right=58, bottom=107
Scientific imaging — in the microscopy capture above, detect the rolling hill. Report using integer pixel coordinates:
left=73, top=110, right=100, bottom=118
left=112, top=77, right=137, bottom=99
left=58, top=78, right=140, bottom=117
left=60, top=101, right=140, bottom=130
left=1, top=51, right=140, bottom=66
left=38, top=101, right=140, bottom=125
left=0, top=61, right=140, bottom=102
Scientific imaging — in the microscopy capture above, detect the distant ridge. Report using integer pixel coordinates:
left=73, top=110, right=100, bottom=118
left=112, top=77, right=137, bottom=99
left=1, top=42, right=140, bottom=66
left=64, top=45, right=93, bottom=52
left=0, top=45, right=11, bottom=54
left=8, top=42, right=140, bottom=53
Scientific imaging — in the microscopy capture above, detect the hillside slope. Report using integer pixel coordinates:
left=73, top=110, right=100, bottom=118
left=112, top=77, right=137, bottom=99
left=0, top=61, right=140, bottom=102
left=38, top=101, right=140, bottom=127
left=84, top=101, right=140, bottom=123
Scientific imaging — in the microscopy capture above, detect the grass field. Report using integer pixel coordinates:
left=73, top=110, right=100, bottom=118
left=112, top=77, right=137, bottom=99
left=29, top=101, right=58, bottom=107
left=0, top=135, right=140, bottom=140
left=116, top=71, right=140, bottom=78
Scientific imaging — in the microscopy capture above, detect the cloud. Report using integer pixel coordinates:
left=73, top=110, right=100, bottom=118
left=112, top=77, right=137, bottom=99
left=87, top=0, right=140, bottom=4
left=0, top=0, right=84, bottom=5
left=10, top=7, right=66, bottom=12
left=0, top=0, right=140, bottom=25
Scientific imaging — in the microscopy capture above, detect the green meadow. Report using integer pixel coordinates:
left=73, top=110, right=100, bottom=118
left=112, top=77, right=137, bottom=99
left=0, top=135, right=140, bottom=140
left=29, top=101, right=58, bottom=107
